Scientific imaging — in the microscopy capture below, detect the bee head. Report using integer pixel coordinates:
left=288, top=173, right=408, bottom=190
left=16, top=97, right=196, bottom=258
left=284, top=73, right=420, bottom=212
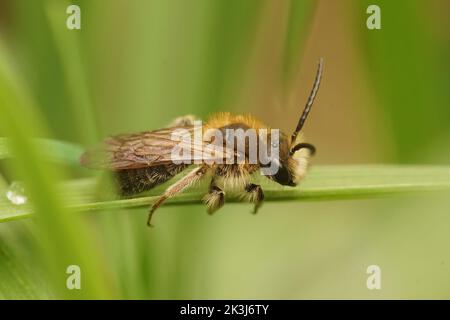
left=267, top=134, right=315, bottom=186
left=268, top=58, right=323, bottom=187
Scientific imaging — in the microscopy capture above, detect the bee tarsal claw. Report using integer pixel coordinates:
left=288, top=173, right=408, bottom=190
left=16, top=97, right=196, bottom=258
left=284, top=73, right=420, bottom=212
left=252, top=203, right=262, bottom=214
left=146, top=213, right=155, bottom=227
left=245, top=183, right=264, bottom=214
left=203, top=185, right=225, bottom=215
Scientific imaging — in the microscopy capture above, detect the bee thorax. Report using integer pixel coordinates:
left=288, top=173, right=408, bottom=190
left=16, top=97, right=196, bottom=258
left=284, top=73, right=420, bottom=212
left=213, top=164, right=255, bottom=189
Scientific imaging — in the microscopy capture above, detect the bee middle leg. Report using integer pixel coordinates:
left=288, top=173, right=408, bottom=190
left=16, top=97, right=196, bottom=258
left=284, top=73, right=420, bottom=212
left=244, top=183, right=264, bottom=214
left=202, top=178, right=225, bottom=215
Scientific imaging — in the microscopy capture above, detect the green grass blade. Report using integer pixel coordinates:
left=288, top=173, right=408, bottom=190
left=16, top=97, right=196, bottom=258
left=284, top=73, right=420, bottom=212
left=0, top=241, right=50, bottom=299
left=1, top=165, right=449, bottom=223
left=45, top=0, right=99, bottom=145
left=281, top=0, right=315, bottom=90
left=355, top=0, right=450, bottom=162
left=0, top=138, right=83, bottom=165
left=0, top=41, right=114, bottom=299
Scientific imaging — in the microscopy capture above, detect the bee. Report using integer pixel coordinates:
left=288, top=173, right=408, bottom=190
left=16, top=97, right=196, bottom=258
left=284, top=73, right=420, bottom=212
left=81, top=59, right=323, bottom=226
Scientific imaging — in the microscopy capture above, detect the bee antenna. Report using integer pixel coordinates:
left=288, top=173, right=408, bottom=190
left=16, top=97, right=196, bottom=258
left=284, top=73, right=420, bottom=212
left=291, top=58, right=324, bottom=144
left=290, top=142, right=316, bottom=156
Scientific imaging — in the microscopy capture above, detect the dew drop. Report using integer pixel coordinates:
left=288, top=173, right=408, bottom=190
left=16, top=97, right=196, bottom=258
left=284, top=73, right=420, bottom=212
left=6, top=182, right=28, bottom=205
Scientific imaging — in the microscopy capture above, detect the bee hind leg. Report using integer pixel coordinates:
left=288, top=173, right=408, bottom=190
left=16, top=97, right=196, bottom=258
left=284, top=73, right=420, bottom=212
left=244, top=183, right=264, bottom=214
left=147, top=166, right=206, bottom=227
left=202, top=183, right=225, bottom=215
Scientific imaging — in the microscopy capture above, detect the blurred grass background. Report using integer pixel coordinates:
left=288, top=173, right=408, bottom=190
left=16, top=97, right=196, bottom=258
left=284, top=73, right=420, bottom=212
left=0, top=0, right=449, bottom=299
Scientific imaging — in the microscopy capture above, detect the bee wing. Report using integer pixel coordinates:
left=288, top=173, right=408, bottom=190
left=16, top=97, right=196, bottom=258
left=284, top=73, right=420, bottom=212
left=80, top=126, right=235, bottom=170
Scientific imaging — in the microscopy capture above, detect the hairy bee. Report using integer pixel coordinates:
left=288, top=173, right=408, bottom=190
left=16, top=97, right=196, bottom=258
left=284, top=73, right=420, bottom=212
left=81, top=59, right=323, bottom=226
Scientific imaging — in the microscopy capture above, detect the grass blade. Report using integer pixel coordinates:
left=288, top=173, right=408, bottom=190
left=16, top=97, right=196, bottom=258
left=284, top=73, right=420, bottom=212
left=1, top=165, right=449, bottom=223
left=0, top=41, right=114, bottom=298
left=0, top=137, right=83, bottom=165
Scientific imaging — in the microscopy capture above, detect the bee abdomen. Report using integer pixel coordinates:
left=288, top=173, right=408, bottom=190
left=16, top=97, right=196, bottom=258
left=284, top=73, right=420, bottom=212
left=116, top=164, right=188, bottom=196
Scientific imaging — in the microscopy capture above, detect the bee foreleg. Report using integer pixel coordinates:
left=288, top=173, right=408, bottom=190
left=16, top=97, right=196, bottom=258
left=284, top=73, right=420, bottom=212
left=244, top=183, right=264, bottom=214
left=202, top=179, right=225, bottom=215
left=147, top=166, right=206, bottom=227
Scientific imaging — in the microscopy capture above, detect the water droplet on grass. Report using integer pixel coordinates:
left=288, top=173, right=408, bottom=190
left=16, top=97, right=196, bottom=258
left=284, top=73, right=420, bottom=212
left=6, top=182, right=28, bottom=205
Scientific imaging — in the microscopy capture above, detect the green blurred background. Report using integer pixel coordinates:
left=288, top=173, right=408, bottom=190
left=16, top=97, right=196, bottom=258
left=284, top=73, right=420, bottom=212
left=0, top=0, right=450, bottom=299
